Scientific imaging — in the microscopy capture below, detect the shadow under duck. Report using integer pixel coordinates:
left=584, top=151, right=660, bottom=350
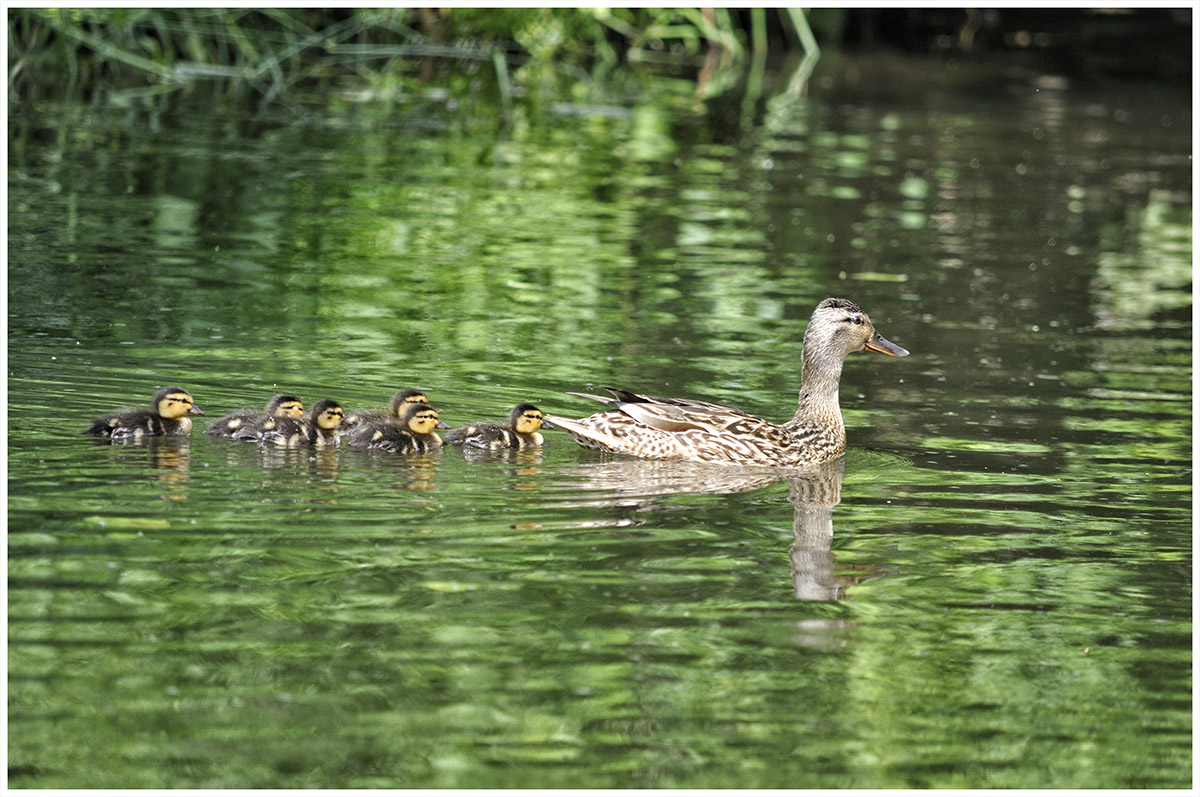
left=83, top=386, right=204, bottom=441
left=204, top=393, right=304, bottom=440
left=346, top=402, right=448, bottom=454
left=444, top=403, right=554, bottom=450
left=545, top=298, right=908, bottom=468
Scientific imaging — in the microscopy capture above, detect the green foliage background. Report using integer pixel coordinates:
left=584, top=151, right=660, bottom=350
left=8, top=7, right=825, bottom=103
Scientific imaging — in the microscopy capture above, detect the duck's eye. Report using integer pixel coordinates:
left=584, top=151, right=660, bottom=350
left=846, top=315, right=863, bottom=325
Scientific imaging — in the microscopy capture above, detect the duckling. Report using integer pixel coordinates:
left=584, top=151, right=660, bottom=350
left=204, top=393, right=304, bottom=440
left=444, top=403, right=555, bottom=450
left=83, top=387, right=204, bottom=441
left=258, top=398, right=350, bottom=447
left=344, top=388, right=430, bottom=427
left=346, top=402, right=448, bottom=453
left=545, top=298, right=908, bottom=467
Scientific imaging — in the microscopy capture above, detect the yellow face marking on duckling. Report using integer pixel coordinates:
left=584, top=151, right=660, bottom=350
left=514, top=410, right=546, bottom=435
left=408, top=408, right=443, bottom=435
left=158, top=392, right=200, bottom=420
left=315, top=406, right=347, bottom=431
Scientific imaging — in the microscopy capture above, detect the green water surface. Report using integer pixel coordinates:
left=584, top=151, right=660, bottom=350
left=8, top=54, right=1191, bottom=788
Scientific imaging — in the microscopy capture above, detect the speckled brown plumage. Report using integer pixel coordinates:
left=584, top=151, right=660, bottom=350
left=545, top=298, right=908, bottom=468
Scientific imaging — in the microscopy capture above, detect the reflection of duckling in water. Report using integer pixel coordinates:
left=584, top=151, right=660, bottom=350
left=346, top=402, right=448, bottom=454
left=204, top=393, right=304, bottom=440
left=257, top=399, right=350, bottom=447
left=547, top=298, right=908, bottom=467
left=344, top=388, right=430, bottom=427
left=444, top=403, right=554, bottom=450
left=83, top=387, right=205, bottom=441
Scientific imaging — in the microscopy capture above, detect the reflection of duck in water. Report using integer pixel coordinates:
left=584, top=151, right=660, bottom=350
left=84, top=387, right=205, bottom=441
left=558, top=458, right=782, bottom=504
left=555, top=455, right=895, bottom=602
left=547, top=298, right=907, bottom=467
left=786, top=461, right=899, bottom=601
left=786, top=462, right=845, bottom=602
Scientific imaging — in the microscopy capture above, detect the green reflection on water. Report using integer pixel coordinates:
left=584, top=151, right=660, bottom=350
left=8, top=54, right=1191, bottom=789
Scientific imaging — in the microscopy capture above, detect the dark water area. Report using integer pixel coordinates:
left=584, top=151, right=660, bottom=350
left=7, top=51, right=1191, bottom=788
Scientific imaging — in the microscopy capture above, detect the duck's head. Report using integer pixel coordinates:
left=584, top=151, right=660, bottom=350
left=510, top=403, right=554, bottom=434
left=388, top=388, right=431, bottom=417
left=266, top=394, right=305, bottom=419
left=806, top=298, right=909, bottom=361
left=400, top=403, right=450, bottom=435
left=155, top=387, right=204, bottom=419
left=309, top=399, right=349, bottom=430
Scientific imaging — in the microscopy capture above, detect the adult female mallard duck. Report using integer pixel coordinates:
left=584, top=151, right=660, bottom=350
left=344, top=388, right=430, bottom=427
left=257, top=398, right=350, bottom=447
left=204, top=393, right=305, bottom=439
left=83, top=386, right=205, bottom=441
left=544, top=298, right=908, bottom=468
left=346, top=402, right=448, bottom=454
left=444, top=403, right=554, bottom=450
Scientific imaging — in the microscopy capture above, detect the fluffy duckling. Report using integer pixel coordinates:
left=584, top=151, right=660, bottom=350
left=83, top=386, right=204, bottom=441
left=344, top=388, right=430, bottom=427
left=444, top=403, right=554, bottom=450
left=258, top=398, right=350, bottom=447
left=204, top=393, right=304, bottom=440
left=346, top=402, right=448, bottom=453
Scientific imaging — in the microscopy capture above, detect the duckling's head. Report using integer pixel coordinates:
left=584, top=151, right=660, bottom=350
left=510, top=403, right=554, bottom=434
left=401, top=403, right=449, bottom=435
left=388, top=388, right=430, bottom=417
left=266, top=394, right=305, bottom=419
left=309, top=399, right=349, bottom=430
left=806, top=298, right=909, bottom=362
left=155, top=387, right=204, bottom=419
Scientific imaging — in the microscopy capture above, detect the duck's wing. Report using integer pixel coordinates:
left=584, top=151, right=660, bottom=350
left=567, top=387, right=762, bottom=434
left=600, top=387, right=758, bottom=418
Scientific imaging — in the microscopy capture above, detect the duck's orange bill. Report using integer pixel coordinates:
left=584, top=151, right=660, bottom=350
left=865, top=334, right=909, bottom=357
